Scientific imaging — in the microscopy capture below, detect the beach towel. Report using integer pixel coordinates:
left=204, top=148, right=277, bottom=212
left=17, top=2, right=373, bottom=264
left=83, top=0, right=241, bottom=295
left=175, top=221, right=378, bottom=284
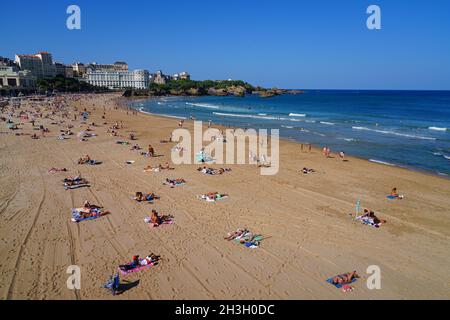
left=163, top=180, right=185, bottom=187
left=133, top=194, right=158, bottom=202
left=71, top=207, right=105, bottom=223
left=326, top=277, right=358, bottom=289
left=355, top=215, right=383, bottom=228
left=232, top=233, right=263, bottom=248
left=118, top=262, right=154, bottom=275
left=387, top=195, right=404, bottom=200
left=64, top=183, right=90, bottom=190
left=198, top=194, right=228, bottom=202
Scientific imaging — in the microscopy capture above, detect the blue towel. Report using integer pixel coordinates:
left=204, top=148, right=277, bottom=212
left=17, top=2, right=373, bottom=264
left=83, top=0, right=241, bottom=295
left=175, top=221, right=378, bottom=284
left=326, top=277, right=357, bottom=288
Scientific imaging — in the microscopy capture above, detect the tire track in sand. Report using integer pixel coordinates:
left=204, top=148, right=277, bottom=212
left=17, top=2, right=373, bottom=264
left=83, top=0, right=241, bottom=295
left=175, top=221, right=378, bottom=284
left=65, top=221, right=81, bottom=300
left=6, top=169, right=45, bottom=300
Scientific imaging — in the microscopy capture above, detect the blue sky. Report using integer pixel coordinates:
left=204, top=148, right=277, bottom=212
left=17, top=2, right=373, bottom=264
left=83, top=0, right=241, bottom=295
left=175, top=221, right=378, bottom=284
left=1, top=0, right=449, bottom=90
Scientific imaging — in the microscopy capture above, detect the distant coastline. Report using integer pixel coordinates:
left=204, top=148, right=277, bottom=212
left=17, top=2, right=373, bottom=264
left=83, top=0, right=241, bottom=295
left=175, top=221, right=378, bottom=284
left=122, top=79, right=304, bottom=99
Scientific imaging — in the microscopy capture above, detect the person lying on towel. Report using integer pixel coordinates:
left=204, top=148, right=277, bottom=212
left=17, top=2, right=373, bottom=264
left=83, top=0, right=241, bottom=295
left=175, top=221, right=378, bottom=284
left=134, top=192, right=159, bottom=202
left=225, top=228, right=248, bottom=240
left=83, top=201, right=102, bottom=210
left=205, top=192, right=228, bottom=201
left=360, top=209, right=386, bottom=225
left=63, top=176, right=88, bottom=186
left=73, top=205, right=107, bottom=221
left=77, top=154, right=96, bottom=165
left=331, top=271, right=360, bottom=286
left=144, top=162, right=174, bottom=172
left=130, top=144, right=141, bottom=150
left=197, top=166, right=231, bottom=175
left=301, top=167, right=315, bottom=174
left=165, top=178, right=186, bottom=186
left=119, top=254, right=160, bottom=271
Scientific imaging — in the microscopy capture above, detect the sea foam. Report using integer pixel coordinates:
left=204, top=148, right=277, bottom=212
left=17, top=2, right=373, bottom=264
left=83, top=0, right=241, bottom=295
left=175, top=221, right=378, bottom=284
left=352, top=126, right=436, bottom=140
left=428, top=126, right=448, bottom=132
left=289, top=113, right=306, bottom=117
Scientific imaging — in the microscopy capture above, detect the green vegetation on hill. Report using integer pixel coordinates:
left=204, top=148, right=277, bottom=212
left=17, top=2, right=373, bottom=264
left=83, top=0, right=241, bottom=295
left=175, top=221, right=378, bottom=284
left=124, top=79, right=255, bottom=97
left=37, top=76, right=108, bottom=94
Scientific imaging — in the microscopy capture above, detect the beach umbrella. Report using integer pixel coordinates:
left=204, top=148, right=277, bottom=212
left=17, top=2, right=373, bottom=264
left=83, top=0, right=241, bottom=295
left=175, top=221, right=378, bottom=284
left=355, top=199, right=361, bottom=217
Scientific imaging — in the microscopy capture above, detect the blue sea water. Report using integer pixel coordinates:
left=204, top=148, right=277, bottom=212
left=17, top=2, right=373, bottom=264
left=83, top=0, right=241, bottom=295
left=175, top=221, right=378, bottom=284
left=130, top=90, right=450, bottom=176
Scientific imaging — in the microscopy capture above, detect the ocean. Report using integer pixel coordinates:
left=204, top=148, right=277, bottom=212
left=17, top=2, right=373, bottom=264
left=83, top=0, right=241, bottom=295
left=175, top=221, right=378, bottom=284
left=129, top=90, right=450, bottom=176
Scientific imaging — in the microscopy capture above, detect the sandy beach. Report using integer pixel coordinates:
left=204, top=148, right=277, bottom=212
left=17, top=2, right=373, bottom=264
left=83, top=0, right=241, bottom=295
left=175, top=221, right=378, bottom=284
left=0, top=93, right=449, bottom=300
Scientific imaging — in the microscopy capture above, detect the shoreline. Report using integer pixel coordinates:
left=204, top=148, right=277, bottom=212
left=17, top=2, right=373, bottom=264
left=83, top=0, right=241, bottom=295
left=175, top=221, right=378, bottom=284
left=123, top=96, right=450, bottom=180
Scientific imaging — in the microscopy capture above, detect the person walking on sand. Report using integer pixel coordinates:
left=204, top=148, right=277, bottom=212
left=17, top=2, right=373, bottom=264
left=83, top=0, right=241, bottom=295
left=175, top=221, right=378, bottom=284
left=148, top=145, right=155, bottom=157
left=339, top=151, right=345, bottom=161
left=323, top=147, right=327, bottom=157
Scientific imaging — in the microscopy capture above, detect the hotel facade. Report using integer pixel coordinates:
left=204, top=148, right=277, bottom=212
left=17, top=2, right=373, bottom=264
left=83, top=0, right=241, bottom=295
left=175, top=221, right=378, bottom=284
left=0, top=65, right=36, bottom=88
left=85, top=69, right=150, bottom=89
left=14, top=52, right=56, bottom=78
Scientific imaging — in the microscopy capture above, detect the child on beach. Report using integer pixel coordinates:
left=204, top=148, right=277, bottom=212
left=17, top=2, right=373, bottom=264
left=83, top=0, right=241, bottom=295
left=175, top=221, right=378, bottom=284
left=390, top=188, right=404, bottom=199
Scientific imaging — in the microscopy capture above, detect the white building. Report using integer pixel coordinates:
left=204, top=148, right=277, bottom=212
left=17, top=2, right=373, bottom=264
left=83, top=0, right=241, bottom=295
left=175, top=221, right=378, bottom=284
left=0, top=65, right=36, bottom=88
left=14, top=52, right=56, bottom=78
left=173, top=71, right=190, bottom=81
left=86, top=69, right=149, bottom=89
left=72, top=62, right=86, bottom=77
left=151, top=70, right=170, bottom=84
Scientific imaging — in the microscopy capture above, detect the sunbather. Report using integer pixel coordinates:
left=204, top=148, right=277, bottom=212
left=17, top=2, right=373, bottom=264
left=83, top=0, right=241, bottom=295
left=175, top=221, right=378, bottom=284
left=197, top=166, right=231, bottom=175
left=301, top=167, right=315, bottom=174
left=134, top=192, right=159, bottom=202
left=332, top=271, right=360, bottom=285
left=165, top=178, right=186, bottom=186
left=83, top=201, right=102, bottom=210
left=119, top=254, right=160, bottom=271
left=360, top=209, right=386, bottom=225
left=78, top=154, right=91, bottom=164
left=390, top=187, right=404, bottom=199
left=144, top=210, right=173, bottom=227
left=203, top=192, right=228, bottom=201
left=49, top=167, right=67, bottom=173
left=130, top=144, right=141, bottom=150
left=144, top=163, right=174, bottom=172
left=225, top=228, right=246, bottom=240
left=139, top=253, right=160, bottom=266
left=72, top=206, right=107, bottom=221
left=119, top=255, right=140, bottom=271
left=63, top=176, right=88, bottom=186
